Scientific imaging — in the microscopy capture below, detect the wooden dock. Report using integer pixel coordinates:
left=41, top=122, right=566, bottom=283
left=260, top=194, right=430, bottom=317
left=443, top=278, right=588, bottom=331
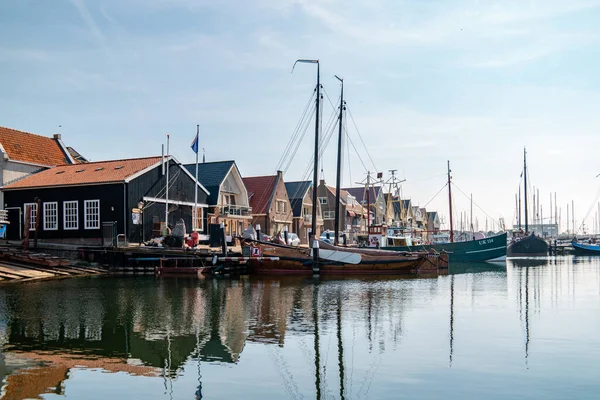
left=0, top=247, right=106, bottom=283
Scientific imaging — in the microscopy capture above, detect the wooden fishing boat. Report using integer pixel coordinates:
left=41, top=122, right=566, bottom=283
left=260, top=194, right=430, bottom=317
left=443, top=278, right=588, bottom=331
left=245, top=60, right=449, bottom=276
left=245, top=239, right=448, bottom=275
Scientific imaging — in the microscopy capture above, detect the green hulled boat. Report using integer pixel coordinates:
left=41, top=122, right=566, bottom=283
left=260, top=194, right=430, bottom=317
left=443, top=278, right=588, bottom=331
left=383, top=231, right=507, bottom=263
left=380, top=161, right=507, bottom=263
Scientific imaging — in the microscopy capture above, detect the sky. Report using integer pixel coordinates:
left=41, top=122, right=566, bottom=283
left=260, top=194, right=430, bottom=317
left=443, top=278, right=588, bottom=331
left=2, top=0, right=600, bottom=234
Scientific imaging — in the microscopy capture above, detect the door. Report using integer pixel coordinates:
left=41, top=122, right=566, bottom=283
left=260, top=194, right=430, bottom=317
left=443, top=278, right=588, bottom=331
left=6, top=208, right=21, bottom=240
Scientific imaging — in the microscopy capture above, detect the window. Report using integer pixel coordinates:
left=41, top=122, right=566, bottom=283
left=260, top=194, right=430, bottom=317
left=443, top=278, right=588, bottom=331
left=323, top=211, right=335, bottom=220
left=64, top=201, right=79, bottom=230
left=318, top=197, right=328, bottom=205
left=84, top=200, right=100, bottom=229
left=43, top=202, right=58, bottom=231
left=193, top=206, right=204, bottom=231
left=24, top=203, right=37, bottom=231
left=276, top=200, right=286, bottom=213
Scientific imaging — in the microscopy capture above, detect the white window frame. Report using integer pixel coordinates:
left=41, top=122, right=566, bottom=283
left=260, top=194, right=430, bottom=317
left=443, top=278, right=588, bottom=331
left=318, top=197, right=328, bottom=205
left=24, top=202, right=38, bottom=231
left=323, top=211, right=335, bottom=220
left=84, top=200, right=100, bottom=230
left=43, top=202, right=58, bottom=231
left=64, top=201, right=79, bottom=230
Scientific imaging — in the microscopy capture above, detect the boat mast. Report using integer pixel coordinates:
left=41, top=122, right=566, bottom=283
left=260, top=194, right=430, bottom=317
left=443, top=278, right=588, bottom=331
left=518, top=186, right=522, bottom=229
left=292, top=59, right=320, bottom=240
left=524, top=148, right=528, bottom=233
left=447, top=161, right=454, bottom=243
left=333, top=75, right=344, bottom=245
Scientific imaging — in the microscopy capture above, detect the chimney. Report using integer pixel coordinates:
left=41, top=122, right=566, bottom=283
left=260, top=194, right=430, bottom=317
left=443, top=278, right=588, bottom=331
left=276, top=170, right=283, bottom=178
left=53, top=133, right=61, bottom=140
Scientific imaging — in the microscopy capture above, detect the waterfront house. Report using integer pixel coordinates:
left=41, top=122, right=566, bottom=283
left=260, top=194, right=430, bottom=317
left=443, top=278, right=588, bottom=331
left=0, top=126, right=82, bottom=208
left=183, top=160, right=251, bottom=238
left=341, top=186, right=386, bottom=225
left=317, top=180, right=366, bottom=241
left=401, top=199, right=413, bottom=227
left=284, top=180, right=323, bottom=243
left=243, top=171, right=293, bottom=237
left=2, top=156, right=209, bottom=245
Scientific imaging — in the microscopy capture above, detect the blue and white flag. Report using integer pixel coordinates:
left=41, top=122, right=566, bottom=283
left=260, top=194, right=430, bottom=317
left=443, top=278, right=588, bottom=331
left=191, top=132, right=199, bottom=154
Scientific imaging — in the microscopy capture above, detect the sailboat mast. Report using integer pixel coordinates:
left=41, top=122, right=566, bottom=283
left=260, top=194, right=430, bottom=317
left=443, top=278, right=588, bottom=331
left=311, top=63, right=321, bottom=240
left=447, top=161, right=454, bottom=243
left=524, top=148, right=528, bottom=233
left=334, top=75, right=344, bottom=245
left=366, top=172, right=371, bottom=228
left=518, top=186, right=522, bottom=229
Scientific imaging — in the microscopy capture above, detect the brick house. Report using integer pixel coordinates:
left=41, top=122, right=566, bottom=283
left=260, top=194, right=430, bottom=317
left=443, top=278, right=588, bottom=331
left=243, top=171, right=293, bottom=237
left=316, top=180, right=366, bottom=241
left=341, top=186, right=387, bottom=225
left=284, top=180, right=323, bottom=244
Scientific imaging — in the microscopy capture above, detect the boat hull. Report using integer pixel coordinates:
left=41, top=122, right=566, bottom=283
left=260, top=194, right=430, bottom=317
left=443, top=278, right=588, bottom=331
left=572, top=242, right=600, bottom=255
left=383, top=232, right=507, bottom=263
left=507, top=234, right=549, bottom=257
left=247, top=241, right=447, bottom=275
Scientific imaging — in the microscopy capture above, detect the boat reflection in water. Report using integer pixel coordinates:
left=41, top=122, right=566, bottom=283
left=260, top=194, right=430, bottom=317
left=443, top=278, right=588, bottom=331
left=0, top=258, right=598, bottom=399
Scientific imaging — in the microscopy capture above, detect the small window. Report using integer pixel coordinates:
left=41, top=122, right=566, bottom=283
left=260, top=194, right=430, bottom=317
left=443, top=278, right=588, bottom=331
left=318, top=197, right=328, bottom=205
left=323, top=211, right=335, bottom=220
left=64, top=201, right=79, bottom=230
left=55, top=171, right=65, bottom=175
left=24, top=203, right=38, bottom=231
left=43, top=202, right=58, bottom=231
left=84, top=200, right=100, bottom=229
left=75, top=169, right=85, bottom=173
left=114, top=166, right=124, bottom=170
left=193, top=207, right=204, bottom=231
left=95, top=167, right=104, bottom=171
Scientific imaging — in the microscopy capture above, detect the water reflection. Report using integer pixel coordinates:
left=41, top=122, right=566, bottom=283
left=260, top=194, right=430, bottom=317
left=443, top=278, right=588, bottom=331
left=0, top=257, right=599, bottom=399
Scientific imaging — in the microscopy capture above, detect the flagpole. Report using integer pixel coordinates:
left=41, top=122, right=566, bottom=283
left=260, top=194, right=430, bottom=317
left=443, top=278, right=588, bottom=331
left=165, top=134, right=170, bottom=228
left=194, top=125, right=199, bottom=231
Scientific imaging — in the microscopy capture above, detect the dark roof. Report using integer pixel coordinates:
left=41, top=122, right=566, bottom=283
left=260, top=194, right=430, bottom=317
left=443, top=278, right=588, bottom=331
left=243, top=175, right=278, bottom=214
left=285, top=181, right=311, bottom=217
left=427, top=211, right=438, bottom=221
left=341, top=186, right=382, bottom=205
left=183, top=161, right=235, bottom=205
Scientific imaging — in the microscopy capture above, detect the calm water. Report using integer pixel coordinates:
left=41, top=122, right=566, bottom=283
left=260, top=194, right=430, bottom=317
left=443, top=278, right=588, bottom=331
left=1, top=257, right=599, bottom=399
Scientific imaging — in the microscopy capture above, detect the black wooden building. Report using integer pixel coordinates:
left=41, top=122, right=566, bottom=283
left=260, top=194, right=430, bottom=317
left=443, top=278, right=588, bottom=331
left=2, top=156, right=209, bottom=245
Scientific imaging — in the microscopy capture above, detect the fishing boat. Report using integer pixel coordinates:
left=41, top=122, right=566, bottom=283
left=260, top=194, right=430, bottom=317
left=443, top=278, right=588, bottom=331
left=507, top=148, right=549, bottom=257
left=243, top=60, right=447, bottom=274
left=382, top=161, right=507, bottom=262
left=246, top=239, right=447, bottom=274
left=572, top=241, right=600, bottom=255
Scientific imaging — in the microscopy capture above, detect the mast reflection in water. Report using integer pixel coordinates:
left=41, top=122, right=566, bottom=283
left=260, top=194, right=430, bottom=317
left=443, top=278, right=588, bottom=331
left=0, top=259, right=599, bottom=399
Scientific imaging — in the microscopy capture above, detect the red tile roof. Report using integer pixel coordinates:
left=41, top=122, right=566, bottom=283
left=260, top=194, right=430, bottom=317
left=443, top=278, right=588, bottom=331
left=243, top=175, right=278, bottom=214
left=3, top=156, right=162, bottom=190
left=326, top=185, right=366, bottom=215
left=0, top=126, right=74, bottom=166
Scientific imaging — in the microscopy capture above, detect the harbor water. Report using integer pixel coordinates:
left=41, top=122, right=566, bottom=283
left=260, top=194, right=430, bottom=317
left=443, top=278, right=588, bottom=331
left=1, top=256, right=599, bottom=399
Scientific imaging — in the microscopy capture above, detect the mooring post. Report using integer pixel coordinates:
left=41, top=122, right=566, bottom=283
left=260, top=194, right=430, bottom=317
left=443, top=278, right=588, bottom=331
left=256, top=224, right=261, bottom=242
left=312, top=238, right=320, bottom=274
left=284, top=225, right=289, bottom=245
left=220, top=222, right=227, bottom=256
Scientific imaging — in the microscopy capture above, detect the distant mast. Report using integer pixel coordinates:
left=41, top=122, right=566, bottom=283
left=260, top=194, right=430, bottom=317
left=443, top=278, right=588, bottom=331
left=524, top=148, right=528, bottom=233
left=447, top=161, right=454, bottom=243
